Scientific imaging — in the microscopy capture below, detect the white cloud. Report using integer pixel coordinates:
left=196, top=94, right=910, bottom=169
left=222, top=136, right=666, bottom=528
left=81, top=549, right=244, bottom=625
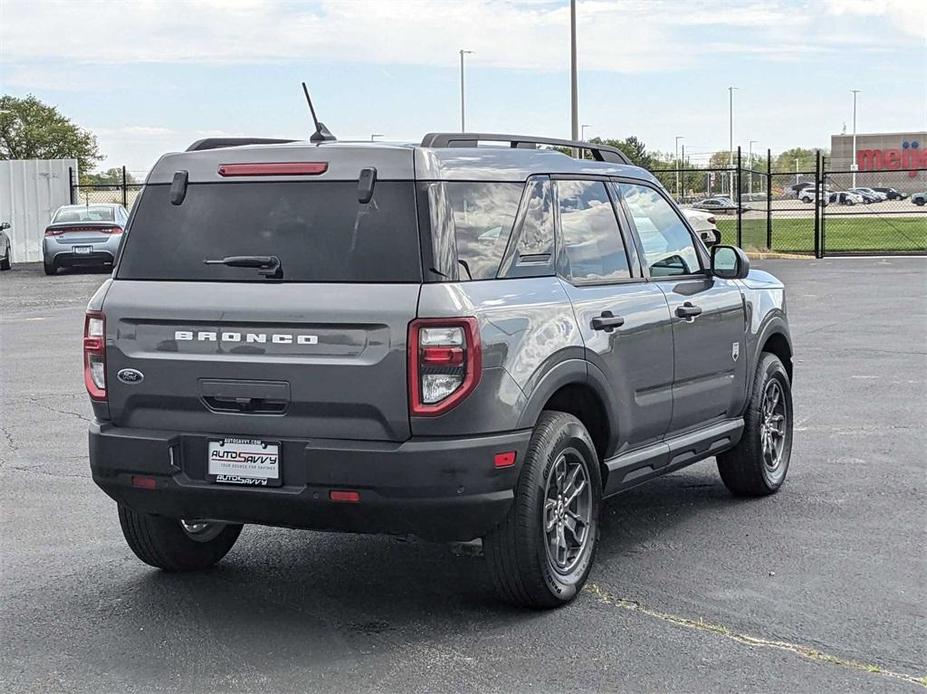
left=2, top=0, right=921, bottom=75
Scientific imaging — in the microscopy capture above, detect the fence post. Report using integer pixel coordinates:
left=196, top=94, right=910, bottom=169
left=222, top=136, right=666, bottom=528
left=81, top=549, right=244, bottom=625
left=122, top=166, right=128, bottom=208
left=766, top=148, right=772, bottom=250
left=736, top=146, right=743, bottom=248
left=68, top=166, right=75, bottom=204
left=820, top=157, right=827, bottom=258
left=813, top=150, right=821, bottom=258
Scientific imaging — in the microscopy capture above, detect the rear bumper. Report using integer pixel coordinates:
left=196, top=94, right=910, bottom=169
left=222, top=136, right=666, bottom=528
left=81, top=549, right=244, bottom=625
left=89, top=422, right=531, bottom=541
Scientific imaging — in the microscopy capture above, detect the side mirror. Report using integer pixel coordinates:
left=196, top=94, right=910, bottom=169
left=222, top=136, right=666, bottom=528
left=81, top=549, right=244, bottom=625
left=711, top=245, right=750, bottom=280
left=0, top=222, right=9, bottom=231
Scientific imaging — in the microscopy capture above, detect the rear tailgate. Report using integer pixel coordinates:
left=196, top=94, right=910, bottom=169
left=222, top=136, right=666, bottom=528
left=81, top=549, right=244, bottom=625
left=103, top=281, right=418, bottom=441
left=104, top=148, right=423, bottom=442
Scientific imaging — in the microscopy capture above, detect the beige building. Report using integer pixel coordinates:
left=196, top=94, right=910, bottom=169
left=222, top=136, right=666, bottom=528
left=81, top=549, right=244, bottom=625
left=830, top=132, right=927, bottom=192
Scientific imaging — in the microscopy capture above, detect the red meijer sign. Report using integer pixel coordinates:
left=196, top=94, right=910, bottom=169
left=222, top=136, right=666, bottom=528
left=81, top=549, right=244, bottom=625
left=857, top=140, right=925, bottom=177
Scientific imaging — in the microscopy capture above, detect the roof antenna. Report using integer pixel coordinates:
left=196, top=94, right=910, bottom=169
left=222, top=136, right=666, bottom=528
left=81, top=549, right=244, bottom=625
left=302, top=82, right=336, bottom=143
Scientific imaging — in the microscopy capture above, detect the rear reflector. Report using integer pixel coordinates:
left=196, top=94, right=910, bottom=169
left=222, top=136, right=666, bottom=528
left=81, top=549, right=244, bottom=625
left=217, top=162, right=329, bottom=177
left=131, top=475, right=157, bottom=490
left=494, top=451, right=517, bottom=469
left=329, top=490, right=361, bottom=503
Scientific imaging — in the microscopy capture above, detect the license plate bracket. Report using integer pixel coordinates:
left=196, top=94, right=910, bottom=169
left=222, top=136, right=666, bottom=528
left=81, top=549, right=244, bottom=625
left=75, top=245, right=92, bottom=255
left=207, top=437, right=281, bottom=487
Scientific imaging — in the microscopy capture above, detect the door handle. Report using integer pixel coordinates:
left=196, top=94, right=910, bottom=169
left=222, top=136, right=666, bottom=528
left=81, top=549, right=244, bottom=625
left=591, top=310, right=625, bottom=332
left=676, top=302, right=703, bottom=319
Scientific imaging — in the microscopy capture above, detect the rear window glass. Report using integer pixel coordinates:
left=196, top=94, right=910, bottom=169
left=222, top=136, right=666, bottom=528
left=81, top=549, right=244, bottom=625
left=117, top=182, right=421, bottom=283
left=425, top=182, right=523, bottom=280
left=53, top=206, right=115, bottom=223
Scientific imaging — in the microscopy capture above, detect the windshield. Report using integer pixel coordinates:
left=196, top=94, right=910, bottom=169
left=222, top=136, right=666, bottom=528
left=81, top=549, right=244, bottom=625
left=117, top=182, right=422, bottom=283
left=53, top=206, right=115, bottom=223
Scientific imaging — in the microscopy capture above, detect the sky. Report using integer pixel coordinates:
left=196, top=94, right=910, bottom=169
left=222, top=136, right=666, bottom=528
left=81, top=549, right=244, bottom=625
left=1, top=0, right=925, bottom=174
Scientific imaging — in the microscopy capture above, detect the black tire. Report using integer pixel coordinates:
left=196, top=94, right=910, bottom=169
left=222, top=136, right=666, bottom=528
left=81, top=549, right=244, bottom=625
left=717, top=353, right=793, bottom=497
left=43, top=259, right=56, bottom=275
left=484, top=411, right=602, bottom=609
left=118, top=505, right=243, bottom=571
left=0, top=255, right=10, bottom=271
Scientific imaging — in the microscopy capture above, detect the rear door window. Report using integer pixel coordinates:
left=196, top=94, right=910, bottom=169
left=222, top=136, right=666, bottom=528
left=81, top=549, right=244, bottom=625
left=556, top=179, right=631, bottom=284
left=117, top=182, right=422, bottom=283
left=499, top=177, right=556, bottom=279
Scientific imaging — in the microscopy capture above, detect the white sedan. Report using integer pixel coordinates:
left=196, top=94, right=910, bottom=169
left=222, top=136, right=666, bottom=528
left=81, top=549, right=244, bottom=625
left=680, top=208, right=720, bottom=247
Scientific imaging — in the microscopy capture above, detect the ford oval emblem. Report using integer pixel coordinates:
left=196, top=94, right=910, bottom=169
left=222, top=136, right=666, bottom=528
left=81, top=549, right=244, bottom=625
left=117, top=368, right=144, bottom=385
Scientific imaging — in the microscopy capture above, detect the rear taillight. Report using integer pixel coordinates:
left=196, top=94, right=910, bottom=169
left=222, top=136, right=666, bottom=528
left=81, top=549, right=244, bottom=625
left=103, top=226, right=123, bottom=234
left=83, top=311, right=106, bottom=401
left=44, top=227, right=64, bottom=237
left=408, top=318, right=481, bottom=416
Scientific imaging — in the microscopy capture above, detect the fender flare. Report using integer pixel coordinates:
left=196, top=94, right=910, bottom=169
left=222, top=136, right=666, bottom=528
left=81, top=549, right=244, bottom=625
left=749, top=315, right=793, bottom=399
left=515, top=358, right=619, bottom=458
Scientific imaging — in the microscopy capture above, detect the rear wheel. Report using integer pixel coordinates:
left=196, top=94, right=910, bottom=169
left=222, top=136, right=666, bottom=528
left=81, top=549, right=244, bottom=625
left=0, top=254, right=10, bottom=271
left=118, top=505, right=243, bottom=571
left=717, top=353, right=793, bottom=496
left=484, top=411, right=601, bottom=609
left=43, top=259, right=56, bottom=275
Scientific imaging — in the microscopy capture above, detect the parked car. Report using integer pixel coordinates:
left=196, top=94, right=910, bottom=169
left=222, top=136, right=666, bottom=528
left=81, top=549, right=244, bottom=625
left=828, top=191, right=864, bottom=206
left=691, top=196, right=746, bottom=214
left=912, top=192, right=927, bottom=206
left=0, top=222, right=11, bottom=271
left=680, top=207, right=721, bottom=246
left=85, top=133, right=794, bottom=609
left=790, top=182, right=814, bottom=198
left=43, top=203, right=129, bottom=275
left=847, top=187, right=885, bottom=204
left=798, top=187, right=833, bottom=203
left=871, top=187, right=907, bottom=200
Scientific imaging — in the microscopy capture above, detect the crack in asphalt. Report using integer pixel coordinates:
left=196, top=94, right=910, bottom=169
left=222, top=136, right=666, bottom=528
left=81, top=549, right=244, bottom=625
left=584, top=582, right=927, bottom=689
left=7, top=465, right=89, bottom=479
left=28, top=397, right=93, bottom=423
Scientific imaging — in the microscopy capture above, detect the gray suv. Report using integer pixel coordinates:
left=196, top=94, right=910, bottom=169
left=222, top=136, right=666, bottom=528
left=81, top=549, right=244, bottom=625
left=86, top=133, right=793, bottom=608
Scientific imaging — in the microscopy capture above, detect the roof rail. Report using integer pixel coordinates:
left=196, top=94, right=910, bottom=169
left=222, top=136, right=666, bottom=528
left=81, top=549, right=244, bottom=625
left=185, top=138, right=299, bottom=152
left=420, top=132, right=631, bottom=165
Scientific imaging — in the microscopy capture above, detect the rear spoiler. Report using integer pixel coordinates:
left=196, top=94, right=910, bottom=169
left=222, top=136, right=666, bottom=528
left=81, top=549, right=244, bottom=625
left=186, top=138, right=299, bottom=152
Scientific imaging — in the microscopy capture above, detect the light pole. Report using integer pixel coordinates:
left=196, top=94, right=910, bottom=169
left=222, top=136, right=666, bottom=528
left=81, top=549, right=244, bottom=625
left=728, top=86, right=738, bottom=197
left=795, top=158, right=800, bottom=185
left=370, top=133, right=383, bottom=142
left=851, top=89, right=860, bottom=187
left=570, top=0, right=578, bottom=153
left=674, top=136, right=684, bottom=199
left=459, top=49, right=474, bottom=133
left=748, top=140, right=758, bottom=195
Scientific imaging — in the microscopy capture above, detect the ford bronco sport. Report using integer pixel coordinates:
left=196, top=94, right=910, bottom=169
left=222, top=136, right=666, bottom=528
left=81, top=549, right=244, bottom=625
left=86, top=133, right=793, bottom=608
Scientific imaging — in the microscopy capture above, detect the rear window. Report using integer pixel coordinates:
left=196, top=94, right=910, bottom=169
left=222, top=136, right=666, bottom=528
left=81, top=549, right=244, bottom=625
left=53, top=206, right=115, bottom=223
left=117, top=182, right=421, bottom=282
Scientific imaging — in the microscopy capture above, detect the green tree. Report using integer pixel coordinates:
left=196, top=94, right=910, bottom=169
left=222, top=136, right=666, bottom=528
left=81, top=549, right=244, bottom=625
left=774, top=148, right=819, bottom=173
left=83, top=167, right=137, bottom=185
left=0, top=94, right=102, bottom=174
left=589, top=136, right=655, bottom=169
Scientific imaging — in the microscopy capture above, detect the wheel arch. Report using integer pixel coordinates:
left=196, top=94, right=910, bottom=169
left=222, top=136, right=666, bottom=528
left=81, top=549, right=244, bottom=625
left=516, top=359, right=617, bottom=467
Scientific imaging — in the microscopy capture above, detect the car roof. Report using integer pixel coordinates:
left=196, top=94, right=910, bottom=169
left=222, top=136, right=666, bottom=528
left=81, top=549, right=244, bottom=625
left=146, top=140, right=658, bottom=186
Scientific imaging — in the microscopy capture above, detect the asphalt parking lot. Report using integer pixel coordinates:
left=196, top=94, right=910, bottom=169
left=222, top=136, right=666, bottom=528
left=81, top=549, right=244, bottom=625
left=1, top=258, right=925, bottom=693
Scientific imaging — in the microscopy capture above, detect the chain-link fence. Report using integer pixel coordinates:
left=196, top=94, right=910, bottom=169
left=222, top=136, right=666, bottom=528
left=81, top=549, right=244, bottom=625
left=821, top=169, right=926, bottom=255
left=68, top=158, right=925, bottom=257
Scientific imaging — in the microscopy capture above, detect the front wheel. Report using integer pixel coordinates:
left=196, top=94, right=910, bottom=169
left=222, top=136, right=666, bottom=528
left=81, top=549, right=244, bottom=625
left=118, top=505, right=243, bottom=571
left=717, top=353, right=793, bottom=496
left=484, top=411, right=602, bottom=609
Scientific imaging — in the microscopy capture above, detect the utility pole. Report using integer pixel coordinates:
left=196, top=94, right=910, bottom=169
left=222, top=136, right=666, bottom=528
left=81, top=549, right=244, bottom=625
left=795, top=158, right=800, bottom=185
left=674, top=136, right=684, bottom=199
left=681, top=143, right=687, bottom=198
left=748, top=140, right=758, bottom=196
left=728, top=86, right=738, bottom=197
left=459, top=49, right=474, bottom=133
left=851, top=89, right=860, bottom=187
left=570, top=0, right=579, bottom=154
